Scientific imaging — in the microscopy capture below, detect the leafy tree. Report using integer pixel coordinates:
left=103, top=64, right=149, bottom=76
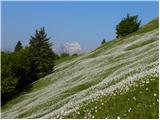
left=1, top=52, right=19, bottom=104
left=101, top=39, right=106, bottom=44
left=14, top=41, right=23, bottom=52
left=1, top=27, right=55, bottom=104
left=29, top=27, right=55, bottom=80
left=12, top=48, right=33, bottom=86
left=116, top=14, right=141, bottom=38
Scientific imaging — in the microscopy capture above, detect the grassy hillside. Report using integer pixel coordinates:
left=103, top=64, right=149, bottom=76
left=1, top=18, right=159, bottom=119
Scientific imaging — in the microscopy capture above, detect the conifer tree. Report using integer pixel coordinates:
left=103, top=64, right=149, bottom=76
left=14, top=41, right=23, bottom=52
left=29, top=27, right=55, bottom=80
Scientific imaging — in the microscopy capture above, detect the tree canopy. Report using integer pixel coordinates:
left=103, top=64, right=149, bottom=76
left=1, top=27, right=55, bottom=104
left=116, top=14, right=141, bottom=38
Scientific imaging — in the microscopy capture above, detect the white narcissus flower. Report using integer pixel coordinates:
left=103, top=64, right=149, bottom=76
left=77, top=111, right=80, bottom=115
left=133, top=97, right=136, bottom=100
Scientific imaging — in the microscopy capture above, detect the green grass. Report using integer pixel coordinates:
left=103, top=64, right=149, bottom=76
left=125, top=38, right=156, bottom=51
left=15, top=93, right=71, bottom=118
left=55, top=62, right=128, bottom=101
left=55, top=55, right=78, bottom=65
left=136, top=17, right=159, bottom=34
left=65, top=76, right=159, bottom=119
left=84, top=40, right=118, bottom=59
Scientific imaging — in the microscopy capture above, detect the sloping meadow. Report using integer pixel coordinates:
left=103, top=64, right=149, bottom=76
left=1, top=28, right=159, bottom=118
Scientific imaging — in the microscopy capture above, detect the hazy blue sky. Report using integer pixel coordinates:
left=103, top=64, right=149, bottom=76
left=2, top=1, right=158, bottom=52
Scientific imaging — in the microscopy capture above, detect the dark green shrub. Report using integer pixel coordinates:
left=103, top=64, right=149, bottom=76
left=116, top=14, right=141, bottom=38
left=101, top=39, right=106, bottom=44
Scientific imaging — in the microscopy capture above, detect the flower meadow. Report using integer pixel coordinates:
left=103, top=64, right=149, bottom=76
left=1, top=29, right=159, bottom=119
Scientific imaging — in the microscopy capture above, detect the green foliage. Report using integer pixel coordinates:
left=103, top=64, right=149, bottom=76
left=12, top=48, right=33, bottom=86
left=1, top=49, right=32, bottom=104
left=1, top=52, right=19, bottom=104
left=29, top=27, right=55, bottom=79
left=1, top=77, right=19, bottom=102
left=101, top=39, right=106, bottom=44
left=60, top=52, right=70, bottom=58
left=1, top=27, right=55, bottom=104
left=14, top=41, right=23, bottom=52
left=116, top=14, right=141, bottom=38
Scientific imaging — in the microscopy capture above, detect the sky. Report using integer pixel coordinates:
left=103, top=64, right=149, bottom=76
left=1, top=1, right=159, bottom=53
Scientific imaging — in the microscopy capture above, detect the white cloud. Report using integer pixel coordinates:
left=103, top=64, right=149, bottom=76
left=53, top=41, right=83, bottom=55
